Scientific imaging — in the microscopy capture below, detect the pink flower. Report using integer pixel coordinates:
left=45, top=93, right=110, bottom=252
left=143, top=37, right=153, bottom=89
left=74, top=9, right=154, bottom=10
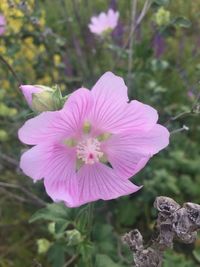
left=20, top=85, right=44, bottom=107
left=89, top=9, right=119, bottom=35
left=18, top=72, right=169, bottom=207
left=0, top=14, right=6, bottom=35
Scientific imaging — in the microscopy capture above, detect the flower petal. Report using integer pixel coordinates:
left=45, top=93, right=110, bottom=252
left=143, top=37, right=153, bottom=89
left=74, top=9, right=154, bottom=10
left=75, top=163, right=141, bottom=207
left=107, top=9, right=119, bottom=28
left=44, top=145, right=78, bottom=207
left=18, top=111, right=69, bottom=145
left=129, top=124, right=170, bottom=155
left=92, top=72, right=128, bottom=103
left=20, top=142, right=78, bottom=206
left=111, top=100, right=158, bottom=133
left=90, top=72, right=128, bottom=133
left=102, top=135, right=150, bottom=179
left=18, top=88, right=93, bottom=145
left=20, top=143, right=52, bottom=181
left=61, top=88, right=93, bottom=138
left=102, top=124, right=169, bottom=178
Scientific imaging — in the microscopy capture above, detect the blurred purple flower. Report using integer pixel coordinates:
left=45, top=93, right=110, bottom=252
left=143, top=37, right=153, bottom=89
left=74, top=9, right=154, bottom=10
left=109, top=0, right=117, bottom=11
left=112, top=21, right=124, bottom=44
left=0, top=14, right=6, bottom=35
left=187, top=90, right=195, bottom=101
left=153, top=33, right=165, bottom=58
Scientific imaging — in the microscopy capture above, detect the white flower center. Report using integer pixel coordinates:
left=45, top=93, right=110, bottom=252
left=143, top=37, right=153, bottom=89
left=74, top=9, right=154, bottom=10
left=76, top=138, right=103, bottom=165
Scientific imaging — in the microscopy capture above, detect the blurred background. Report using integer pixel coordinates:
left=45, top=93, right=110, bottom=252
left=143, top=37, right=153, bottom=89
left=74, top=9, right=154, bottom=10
left=0, top=0, right=200, bottom=266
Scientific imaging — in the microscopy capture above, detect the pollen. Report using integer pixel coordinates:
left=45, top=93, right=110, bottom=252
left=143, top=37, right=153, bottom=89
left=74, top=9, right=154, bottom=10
left=76, top=138, right=103, bottom=165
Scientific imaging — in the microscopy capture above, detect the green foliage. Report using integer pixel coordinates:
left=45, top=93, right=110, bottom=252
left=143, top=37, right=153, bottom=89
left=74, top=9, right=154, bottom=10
left=29, top=202, right=71, bottom=224
left=163, top=250, right=195, bottom=267
left=95, top=254, right=125, bottom=267
left=172, top=17, right=192, bottom=28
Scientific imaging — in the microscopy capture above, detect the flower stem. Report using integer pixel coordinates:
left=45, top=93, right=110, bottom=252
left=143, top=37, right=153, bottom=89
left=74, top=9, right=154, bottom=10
left=86, top=202, right=95, bottom=267
left=0, top=55, right=21, bottom=86
left=87, top=202, right=94, bottom=237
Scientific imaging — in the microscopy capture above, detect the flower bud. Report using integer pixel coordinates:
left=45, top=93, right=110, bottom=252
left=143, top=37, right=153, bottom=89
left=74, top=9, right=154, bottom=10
left=20, top=85, right=47, bottom=107
left=65, top=229, right=82, bottom=246
left=20, top=85, right=62, bottom=113
left=155, top=7, right=171, bottom=26
left=37, top=238, right=51, bottom=254
left=48, top=222, right=56, bottom=235
left=0, top=129, right=8, bottom=142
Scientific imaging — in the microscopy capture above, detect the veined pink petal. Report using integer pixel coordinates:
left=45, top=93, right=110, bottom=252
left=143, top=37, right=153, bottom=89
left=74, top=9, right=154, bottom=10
left=20, top=143, right=53, bottom=181
left=90, top=72, right=128, bottom=134
left=103, top=124, right=169, bottom=175
left=129, top=124, right=170, bottom=155
left=61, top=88, right=94, bottom=138
left=18, top=111, right=70, bottom=145
left=90, top=73, right=158, bottom=135
left=101, top=133, right=151, bottom=179
left=102, top=124, right=169, bottom=178
left=20, top=142, right=78, bottom=206
left=92, top=72, right=128, bottom=102
left=109, top=100, right=158, bottom=133
left=19, top=88, right=93, bottom=145
left=75, top=163, right=141, bottom=207
left=102, top=137, right=150, bottom=179
left=44, top=145, right=78, bottom=206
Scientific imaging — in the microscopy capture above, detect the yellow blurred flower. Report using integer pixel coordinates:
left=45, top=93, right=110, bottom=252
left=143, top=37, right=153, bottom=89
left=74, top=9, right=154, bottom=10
left=37, top=76, right=52, bottom=85
left=39, top=44, right=46, bottom=53
left=1, top=80, right=10, bottom=90
left=54, top=54, right=61, bottom=65
left=0, top=44, right=6, bottom=54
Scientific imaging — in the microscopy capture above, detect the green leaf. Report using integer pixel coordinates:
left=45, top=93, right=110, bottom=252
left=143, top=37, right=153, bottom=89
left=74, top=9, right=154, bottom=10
left=193, top=250, right=200, bottom=263
left=173, top=17, right=192, bottom=28
left=95, top=254, right=124, bottom=267
left=47, top=242, right=65, bottom=267
left=29, top=202, right=71, bottom=223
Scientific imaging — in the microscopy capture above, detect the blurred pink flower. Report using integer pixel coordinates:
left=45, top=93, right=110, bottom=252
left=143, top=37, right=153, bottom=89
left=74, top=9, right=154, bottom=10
left=20, top=85, right=43, bottom=107
left=0, top=14, right=6, bottom=35
left=18, top=72, right=169, bottom=207
left=89, top=9, right=119, bottom=35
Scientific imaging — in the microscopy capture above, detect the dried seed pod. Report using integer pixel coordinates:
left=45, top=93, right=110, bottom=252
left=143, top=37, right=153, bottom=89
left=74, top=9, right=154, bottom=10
left=122, top=229, right=143, bottom=252
left=154, top=196, right=180, bottom=216
left=183, top=202, right=200, bottom=227
left=123, top=197, right=200, bottom=266
left=134, top=248, right=162, bottom=267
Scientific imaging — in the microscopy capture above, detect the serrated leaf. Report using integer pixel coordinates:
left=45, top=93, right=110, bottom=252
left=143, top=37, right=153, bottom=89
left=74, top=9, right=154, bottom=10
left=29, top=202, right=71, bottom=223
